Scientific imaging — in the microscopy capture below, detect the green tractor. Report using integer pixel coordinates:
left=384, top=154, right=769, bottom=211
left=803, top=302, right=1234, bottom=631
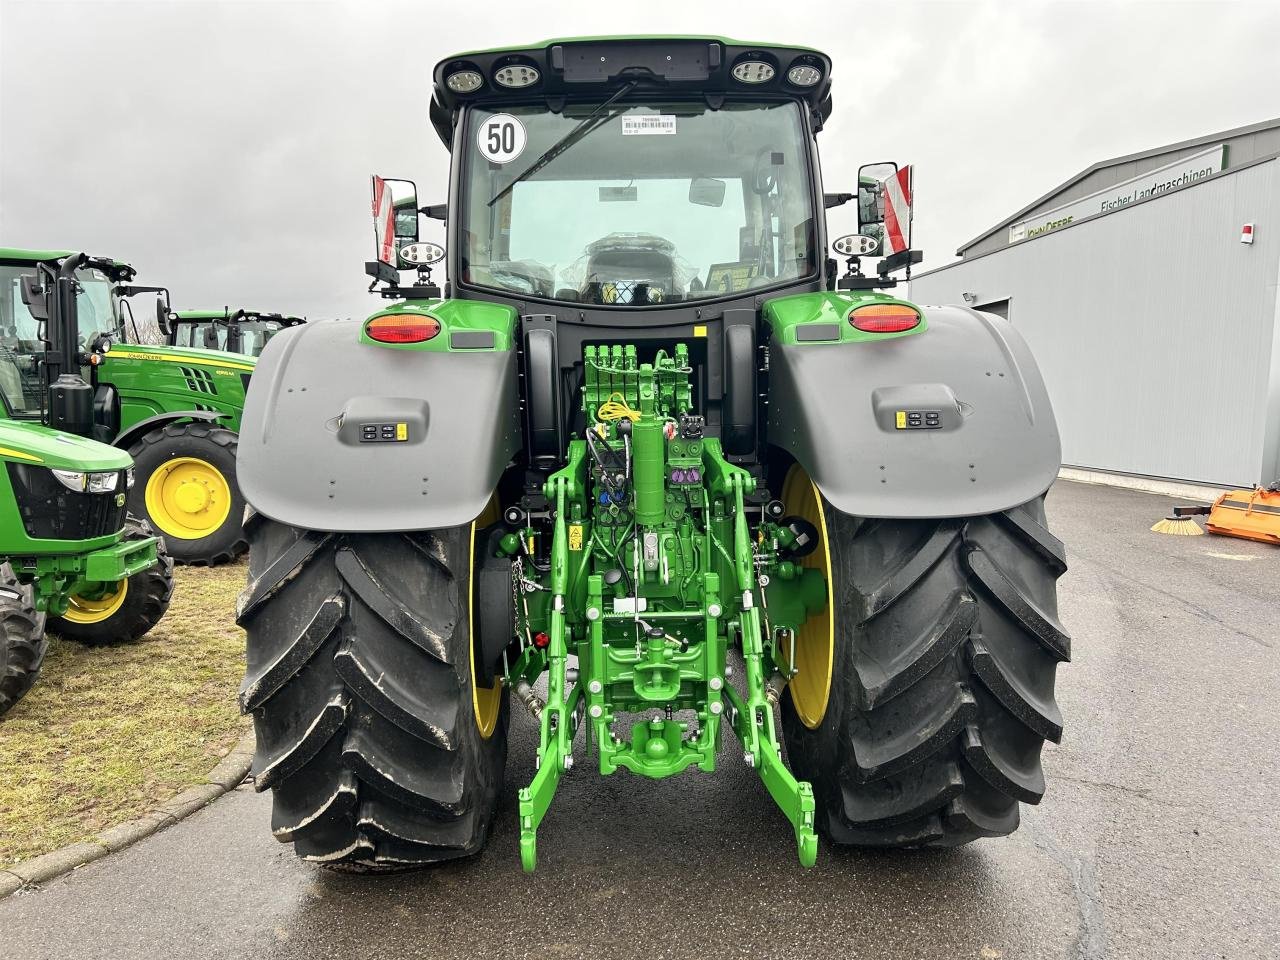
left=0, top=249, right=258, bottom=566
left=167, top=309, right=305, bottom=357
left=0, top=254, right=175, bottom=716
left=237, top=37, right=1069, bottom=872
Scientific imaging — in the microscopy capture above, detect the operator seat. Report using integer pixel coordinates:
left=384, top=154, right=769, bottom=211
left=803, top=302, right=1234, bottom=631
left=581, top=234, right=677, bottom=305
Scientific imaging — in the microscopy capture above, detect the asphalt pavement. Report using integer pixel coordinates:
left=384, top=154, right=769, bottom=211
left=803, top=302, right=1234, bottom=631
left=2, top=480, right=1276, bottom=960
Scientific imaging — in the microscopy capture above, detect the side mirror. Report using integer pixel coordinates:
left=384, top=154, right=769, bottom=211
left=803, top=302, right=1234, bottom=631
left=371, top=175, right=420, bottom=269
left=689, top=177, right=726, bottom=208
left=856, top=162, right=897, bottom=233
left=202, top=325, right=220, bottom=349
left=19, top=275, right=49, bottom=320
left=857, top=162, right=919, bottom=278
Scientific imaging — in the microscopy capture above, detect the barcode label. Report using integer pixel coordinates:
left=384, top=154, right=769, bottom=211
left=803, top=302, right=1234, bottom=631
left=621, top=115, right=677, bottom=136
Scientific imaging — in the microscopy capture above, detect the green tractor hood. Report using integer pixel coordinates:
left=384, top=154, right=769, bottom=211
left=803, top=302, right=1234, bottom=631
left=0, top=420, right=133, bottom=471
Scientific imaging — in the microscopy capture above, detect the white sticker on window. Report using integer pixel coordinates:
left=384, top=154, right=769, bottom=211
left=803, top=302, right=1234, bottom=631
left=478, top=114, right=527, bottom=163
left=622, top=115, right=676, bottom=136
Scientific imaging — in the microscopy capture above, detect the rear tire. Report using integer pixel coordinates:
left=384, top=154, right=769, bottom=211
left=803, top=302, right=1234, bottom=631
left=126, top=421, right=248, bottom=566
left=0, top=566, right=46, bottom=718
left=49, top=516, right=175, bottom=646
left=238, top=512, right=508, bottom=869
left=780, top=491, right=1070, bottom=848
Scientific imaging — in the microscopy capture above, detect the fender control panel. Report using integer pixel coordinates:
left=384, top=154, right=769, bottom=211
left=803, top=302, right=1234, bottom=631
left=894, top=409, right=942, bottom=430
left=360, top=421, right=409, bottom=442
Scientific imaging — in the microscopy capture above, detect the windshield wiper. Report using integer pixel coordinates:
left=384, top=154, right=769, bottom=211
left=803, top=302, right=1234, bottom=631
left=487, top=81, right=639, bottom=207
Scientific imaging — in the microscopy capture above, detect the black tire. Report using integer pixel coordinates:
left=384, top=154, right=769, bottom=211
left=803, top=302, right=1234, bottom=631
left=0, top=566, right=47, bottom=718
left=781, top=494, right=1070, bottom=847
left=49, top=516, right=175, bottom=646
left=126, top=421, right=247, bottom=566
left=238, top=512, right=508, bottom=869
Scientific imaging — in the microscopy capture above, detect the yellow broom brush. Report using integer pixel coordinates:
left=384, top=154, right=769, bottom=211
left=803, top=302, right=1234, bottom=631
left=1151, top=505, right=1209, bottom=536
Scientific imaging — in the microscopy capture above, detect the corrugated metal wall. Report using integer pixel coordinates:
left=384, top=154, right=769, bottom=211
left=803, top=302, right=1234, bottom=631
left=911, top=158, right=1280, bottom=487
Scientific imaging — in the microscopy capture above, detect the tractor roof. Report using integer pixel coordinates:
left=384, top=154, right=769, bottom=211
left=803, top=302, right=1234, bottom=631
left=429, top=35, right=833, bottom=147
left=0, top=247, right=135, bottom=280
left=0, top=247, right=75, bottom=263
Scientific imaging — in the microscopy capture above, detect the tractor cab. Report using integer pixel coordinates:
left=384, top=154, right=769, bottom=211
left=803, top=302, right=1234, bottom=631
left=2, top=250, right=135, bottom=442
left=4, top=249, right=255, bottom=566
left=167, top=309, right=306, bottom=357
left=365, top=38, right=925, bottom=469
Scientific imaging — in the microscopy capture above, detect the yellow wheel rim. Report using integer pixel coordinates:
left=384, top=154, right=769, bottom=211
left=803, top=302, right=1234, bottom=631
left=470, top=496, right=503, bottom=738
left=780, top=464, right=835, bottom=729
left=62, top=581, right=128, bottom=624
left=143, top=457, right=232, bottom=540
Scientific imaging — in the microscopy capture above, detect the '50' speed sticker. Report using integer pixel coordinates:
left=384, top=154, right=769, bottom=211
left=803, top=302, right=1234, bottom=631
left=478, top=114, right=526, bottom=164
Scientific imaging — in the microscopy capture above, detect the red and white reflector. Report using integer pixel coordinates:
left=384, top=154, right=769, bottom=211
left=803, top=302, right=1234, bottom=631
left=1241, top=223, right=1254, bottom=244
left=371, top=175, right=396, bottom=266
left=883, top=165, right=913, bottom=255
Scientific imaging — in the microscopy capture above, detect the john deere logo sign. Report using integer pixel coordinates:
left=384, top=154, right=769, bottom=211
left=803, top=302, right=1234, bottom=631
left=1008, top=144, right=1225, bottom=244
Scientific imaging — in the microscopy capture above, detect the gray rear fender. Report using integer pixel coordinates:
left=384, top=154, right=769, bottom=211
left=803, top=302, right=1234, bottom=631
left=237, top=319, right=520, bottom=532
left=768, top=305, right=1061, bottom=519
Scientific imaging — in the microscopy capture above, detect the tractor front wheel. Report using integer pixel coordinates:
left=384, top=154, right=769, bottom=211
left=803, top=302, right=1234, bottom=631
left=0, top=566, right=47, bottom=718
left=238, top=511, right=508, bottom=869
left=127, top=421, right=248, bottom=566
left=778, top=465, right=1070, bottom=847
left=49, top=517, right=175, bottom=646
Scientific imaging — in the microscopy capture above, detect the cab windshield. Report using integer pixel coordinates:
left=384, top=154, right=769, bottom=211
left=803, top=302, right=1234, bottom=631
left=460, top=100, right=816, bottom=306
left=173, top=319, right=286, bottom=355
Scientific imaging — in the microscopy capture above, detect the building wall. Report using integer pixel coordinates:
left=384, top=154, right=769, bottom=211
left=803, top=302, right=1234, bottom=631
left=962, top=122, right=1280, bottom=259
left=911, top=158, right=1280, bottom=487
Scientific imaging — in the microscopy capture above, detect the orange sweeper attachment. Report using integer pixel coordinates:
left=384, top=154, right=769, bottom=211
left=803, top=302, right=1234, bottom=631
left=1152, top=482, right=1280, bottom=544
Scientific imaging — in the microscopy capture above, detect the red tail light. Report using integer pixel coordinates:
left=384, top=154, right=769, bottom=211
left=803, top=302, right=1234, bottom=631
left=849, top=304, right=921, bottom=333
left=366, top=314, right=441, bottom=343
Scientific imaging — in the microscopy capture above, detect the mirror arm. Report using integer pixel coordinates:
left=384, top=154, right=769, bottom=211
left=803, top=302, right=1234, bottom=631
left=823, top=192, right=854, bottom=209
left=420, top=203, right=448, bottom=221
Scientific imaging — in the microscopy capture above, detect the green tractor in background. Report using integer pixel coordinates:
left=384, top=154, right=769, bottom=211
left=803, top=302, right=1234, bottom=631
left=0, top=249, right=257, bottom=565
left=237, top=37, right=1069, bottom=872
left=167, top=309, right=305, bottom=357
left=0, top=254, right=175, bottom=716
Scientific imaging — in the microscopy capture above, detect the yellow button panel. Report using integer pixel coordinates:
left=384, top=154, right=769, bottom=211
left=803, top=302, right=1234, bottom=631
left=360, top=421, right=410, bottom=443
left=895, top=409, right=942, bottom=430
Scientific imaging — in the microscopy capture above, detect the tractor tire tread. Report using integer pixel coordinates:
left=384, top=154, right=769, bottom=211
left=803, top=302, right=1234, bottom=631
left=0, top=569, right=47, bottom=718
left=782, top=494, right=1067, bottom=849
left=239, top=516, right=506, bottom=869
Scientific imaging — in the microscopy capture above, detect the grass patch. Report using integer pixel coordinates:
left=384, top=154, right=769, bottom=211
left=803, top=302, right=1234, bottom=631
left=0, top=562, right=250, bottom=864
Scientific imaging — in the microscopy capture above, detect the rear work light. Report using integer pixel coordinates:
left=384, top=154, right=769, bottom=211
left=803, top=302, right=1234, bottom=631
left=849, top=303, right=921, bottom=333
left=365, top=314, right=441, bottom=344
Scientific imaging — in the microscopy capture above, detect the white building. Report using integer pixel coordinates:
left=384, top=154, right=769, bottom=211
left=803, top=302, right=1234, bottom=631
left=910, top=118, right=1280, bottom=488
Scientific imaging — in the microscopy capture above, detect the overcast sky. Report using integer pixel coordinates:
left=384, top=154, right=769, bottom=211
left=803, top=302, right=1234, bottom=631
left=2, top=0, right=1277, bottom=319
